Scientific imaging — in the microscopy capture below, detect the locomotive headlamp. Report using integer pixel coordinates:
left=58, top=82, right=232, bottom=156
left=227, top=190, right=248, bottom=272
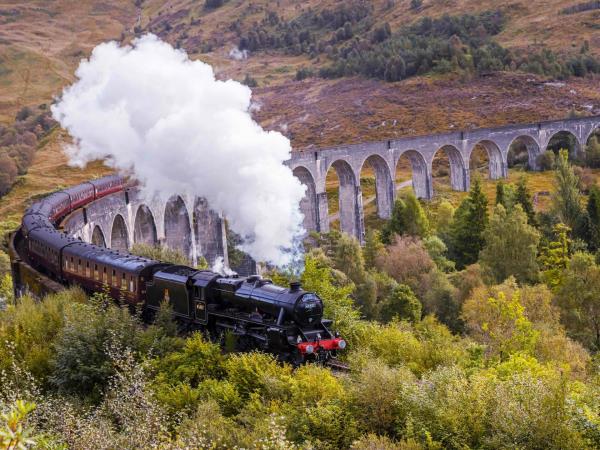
left=305, top=345, right=315, bottom=354
left=337, top=339, right=347, bottom=350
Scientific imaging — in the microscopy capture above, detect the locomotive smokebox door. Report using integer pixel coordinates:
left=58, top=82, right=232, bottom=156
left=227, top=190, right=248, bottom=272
left=195, top=300, right=207, bottom=324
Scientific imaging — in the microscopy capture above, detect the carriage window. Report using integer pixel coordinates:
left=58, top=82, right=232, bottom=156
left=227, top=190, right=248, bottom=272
left=103, top=267, right=107, bottom=284
left=94, top=264, right=99, bottom=280
left=129, top=276, right=135, bottom=293
left=85, top=261, right=90, bottom=277
left=112, top=270, right=117, bottom=287
left=78, top=259, right=82, bottom=273
left=121, top=273, right=127, bottom=290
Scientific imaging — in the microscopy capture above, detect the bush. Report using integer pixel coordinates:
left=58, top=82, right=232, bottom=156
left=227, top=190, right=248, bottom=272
left=224, top=352, right=291, bottom=400
left=376, top=236, right=434, bottom=288
left=50, top=294, right=144, bottom=399
left=0, top=153, right=17, bottom=195
left=537, top=150, right=556, bottom=170
left=379, top=284, right=422, bottom=323
left=0, top=289, right=87, bottom=381
left=350, top=360, right=412, bottom=435
left=205, top=0, right=225, bottom=8
left=242, top=73, right=258, bottom=87
left=410, top=0, right=423, bottom=10
left=0, top=273, right=13, bottom=306
left=462, top=285, right=538, bottom=359
left=295, top=67, right=314, bottom=81
left=585, top=134, right=600, bottom=168
left=129, top=243, right=205, bottom=267
left=152, top=332, right=225, bottom=388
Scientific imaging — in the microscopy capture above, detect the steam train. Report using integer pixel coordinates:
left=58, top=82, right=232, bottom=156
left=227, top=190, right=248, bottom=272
left=19, top=175, right=345, bottom=364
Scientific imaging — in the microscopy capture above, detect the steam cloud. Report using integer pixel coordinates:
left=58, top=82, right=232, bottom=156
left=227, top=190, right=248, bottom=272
left=52, top=34, right=306, bottom=267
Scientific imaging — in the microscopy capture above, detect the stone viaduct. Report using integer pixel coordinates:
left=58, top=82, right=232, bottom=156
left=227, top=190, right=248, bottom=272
left=58, top=115, right=600, bottom=265
left=61, top=188, right=228, bottom=268
left=286, top=115, right=600, bottom=243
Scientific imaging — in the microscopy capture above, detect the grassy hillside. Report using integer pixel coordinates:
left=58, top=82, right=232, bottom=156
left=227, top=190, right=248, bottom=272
left=1, top=0, right=599, bottom=141
left=0, top=1, right=136, bottom=123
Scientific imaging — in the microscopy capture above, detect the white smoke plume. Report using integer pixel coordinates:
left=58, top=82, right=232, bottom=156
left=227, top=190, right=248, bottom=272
left=52, top=34, right=306, bottom=267
left=211, top=256, right=237, bottom=276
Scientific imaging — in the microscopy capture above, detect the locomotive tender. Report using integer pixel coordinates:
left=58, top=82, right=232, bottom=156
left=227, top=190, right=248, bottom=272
left=18, top=175, right=345, bottom=364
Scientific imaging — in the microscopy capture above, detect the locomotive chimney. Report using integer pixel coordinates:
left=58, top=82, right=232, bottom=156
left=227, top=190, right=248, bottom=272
left=290, top=281, right=301, bottom=292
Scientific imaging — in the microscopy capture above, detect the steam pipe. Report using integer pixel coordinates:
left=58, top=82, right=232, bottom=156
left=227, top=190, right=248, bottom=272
left=276, top=307, right=285, bottom=326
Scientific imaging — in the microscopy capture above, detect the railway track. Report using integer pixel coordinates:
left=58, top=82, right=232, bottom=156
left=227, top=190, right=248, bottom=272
left=325, top=358, right=351, bottom=373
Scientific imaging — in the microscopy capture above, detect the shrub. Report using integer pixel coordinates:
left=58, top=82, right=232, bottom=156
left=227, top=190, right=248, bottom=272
left=152, top=332, right=225, bottom=387
left=375, top=236, right=434, bottom=288
left=50, top=294, right=143, bottom=399
left=379, top=284, right=422, bottom=323
left=242, top=73, right=258, bottom=87
left=295, top=67, right=314, bottom=81
left=585, top=134, right=600, bottom=168
left=0, top=153, right=17, bottom=195
left=224, top=352, right=292, bottom=400
left=537, top=150, right=556, bottom=170
left=410, top=0, right=423, bottom=10
left=205, top=0, right=225, bottom=8
left=301, top=255, right=363, bottom=345
left=462, top=287, right=539, bottom=359
left=0, top=400, right=37, bottom=449
left=350, top=360, right=414, bottom=435
left=0, top=273, right=13, bottom=306
left=129, top=243, right=199, bottom=266
left=0, top=289, right=86, bottom=381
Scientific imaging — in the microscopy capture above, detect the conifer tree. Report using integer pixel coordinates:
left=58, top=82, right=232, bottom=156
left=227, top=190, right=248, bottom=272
left=552, top=149, right=583, bottom=231
left=363, top=229, right=385, bottom=270
left=381, top=192, right=429, bottom=243
left=495, top=180, right=506, bottom=207
left=585, top=185, right=600, bottom=251
left=514, top=176, right=536, bottom=225
left=480, top=204, right=540, bottom=284
left=539, top=223, right=572, bottom=290
left=381, top=198, right=405, bottom=244
left=448, top=177, right=489, bottom=269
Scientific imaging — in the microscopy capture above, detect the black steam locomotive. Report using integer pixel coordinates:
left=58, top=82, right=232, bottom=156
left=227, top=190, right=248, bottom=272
left=18, top=175, right=345, bottom=364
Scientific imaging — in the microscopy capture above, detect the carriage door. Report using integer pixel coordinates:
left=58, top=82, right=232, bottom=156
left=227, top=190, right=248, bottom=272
left=193, top=286, right=207, bottom=324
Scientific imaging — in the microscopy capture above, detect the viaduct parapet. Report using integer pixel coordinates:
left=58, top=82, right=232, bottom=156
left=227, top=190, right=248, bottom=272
left=286, top=115, right=600, bottom=242
left=61, top=188, right=228, bottom=268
